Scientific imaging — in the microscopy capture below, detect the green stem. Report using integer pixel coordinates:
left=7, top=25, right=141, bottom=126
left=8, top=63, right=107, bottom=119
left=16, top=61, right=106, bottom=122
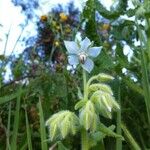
left=86, top=75, right=97, bottom=88
left=6, top=102, right=11, bottom=150
left=116, top=81, right=122, bottom=150
left=86, top=74, right=98, bottom=99
left=3, top=24, right=12, bottom=55
left=136, top=19, right=150, bottom=125
left=121, top=123, right=141, bottom=150
left=99, top=140, right=105, bottom=150
left=81, top=128, right=89, bottom=150
left=81, top=69, right=89, bottom=150
left=83, top=69, right=87, bottom=100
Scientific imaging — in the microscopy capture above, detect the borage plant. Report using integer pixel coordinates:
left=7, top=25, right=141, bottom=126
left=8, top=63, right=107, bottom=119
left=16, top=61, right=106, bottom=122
left=46, top=37, right=123, bottom=149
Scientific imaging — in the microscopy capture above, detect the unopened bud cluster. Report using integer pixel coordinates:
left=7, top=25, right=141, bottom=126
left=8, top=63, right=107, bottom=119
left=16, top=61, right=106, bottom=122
left=46, top=73, right=120, bottom=142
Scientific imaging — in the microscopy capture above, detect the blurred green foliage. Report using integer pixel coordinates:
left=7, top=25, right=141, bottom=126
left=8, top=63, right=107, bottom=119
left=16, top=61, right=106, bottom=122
left=0, top=0, right=150, bottom=149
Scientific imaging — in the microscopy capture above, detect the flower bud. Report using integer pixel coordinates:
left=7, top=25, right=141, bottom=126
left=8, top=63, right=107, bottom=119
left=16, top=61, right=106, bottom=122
left=79, top=101, right=98, bottom=131
left=90, top=91, right=120, bottom=119
left=46, top=111, right=79, bottom=141
left=88, top=83, right=113, bottom=95
left=96, top=73, right=114, bottom=82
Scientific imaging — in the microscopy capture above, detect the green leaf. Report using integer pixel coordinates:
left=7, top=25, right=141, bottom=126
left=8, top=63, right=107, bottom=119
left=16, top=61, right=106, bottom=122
left=83, top=0, right=100, bottom=44
left=6, top=102, right=11, bottom=150
left=25, top=106, right=33, bottom=150
left=98, top=123, right=124, bottom=140
left=83, top=0, right=95, bottom=19
left=95, top=0, right=128, bottom=19
left=126, top=8, right=137, bottom=17
left=121, top=123, right=141, bottom=150
left=10, top=87, right=22, bottom=149
left=90, top=125, right=116, bottom=147
left=38, top=97, right=48, bottom=150
left=58, top=141, right=69, bottom=150
left=123, top=78, right=144, bottom=96
left=0, top=92, right=18, bottom=105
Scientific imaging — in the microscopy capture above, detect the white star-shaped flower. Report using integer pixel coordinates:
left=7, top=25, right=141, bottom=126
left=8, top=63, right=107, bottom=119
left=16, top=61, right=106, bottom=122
left=64, top=37, right=102, bottom=73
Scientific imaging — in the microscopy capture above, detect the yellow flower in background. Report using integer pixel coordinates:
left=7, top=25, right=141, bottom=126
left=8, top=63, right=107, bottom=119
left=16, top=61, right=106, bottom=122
left=59, top=13, right=68, bottom=21
left=65, top=25, right=71, bottom=33
left=102, top=24, right=110, bottom=31
left=54, top=41, right=60, bottom=47
left=40, top=15, right=48, bottom=22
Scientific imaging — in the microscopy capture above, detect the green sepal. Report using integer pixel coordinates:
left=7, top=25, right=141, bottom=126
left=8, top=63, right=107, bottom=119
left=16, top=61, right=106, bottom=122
left=75, top=100, right=87, bottom=110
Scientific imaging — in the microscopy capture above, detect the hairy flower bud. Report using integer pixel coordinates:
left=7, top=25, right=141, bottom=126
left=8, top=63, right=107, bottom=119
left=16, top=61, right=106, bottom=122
left=96, top=73, right=114, bottom=82
left=46, top=111, right=79, bottom=141
left=79, top=101, right=99, bottom=131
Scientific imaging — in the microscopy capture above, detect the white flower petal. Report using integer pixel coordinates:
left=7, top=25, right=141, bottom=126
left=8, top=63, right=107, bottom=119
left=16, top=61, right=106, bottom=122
left=80, top=37, right=91, bottom=51
left=87, top=46, right=102, bottom=57
left=81, top=58, right=94, bottom=73
left=68, top=55, right=79, bottom=65
left=64, top=41, right=79, bottom=54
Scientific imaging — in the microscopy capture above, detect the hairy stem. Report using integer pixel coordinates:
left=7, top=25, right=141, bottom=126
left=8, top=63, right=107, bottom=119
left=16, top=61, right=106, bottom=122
left=81, top=69, right=89, bottom=150
left=83, top=69, right=88, bottom=100
left=81, top=128, right=89, bottom=150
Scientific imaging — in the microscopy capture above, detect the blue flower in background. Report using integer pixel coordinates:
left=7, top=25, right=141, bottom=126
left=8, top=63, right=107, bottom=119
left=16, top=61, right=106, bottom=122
left=64, top=37, right=102, bottom=73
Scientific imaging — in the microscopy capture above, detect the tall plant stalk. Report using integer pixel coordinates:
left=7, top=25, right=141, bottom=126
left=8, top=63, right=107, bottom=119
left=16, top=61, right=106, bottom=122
left=3, top=24, right=12, bottom=55
left=6, top=102, right=11, bottom=150
left=116, top=81, right=122, bottom=150
left=136, top=19, right=150, bottom=125
left=81, top=69, right=89, bottom=150
left=121, top=123, right=141, bottom=150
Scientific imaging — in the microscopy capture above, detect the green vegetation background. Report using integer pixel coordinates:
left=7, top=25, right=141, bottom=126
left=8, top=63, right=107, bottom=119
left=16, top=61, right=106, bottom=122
left=0, top=0, right=150, bottom=149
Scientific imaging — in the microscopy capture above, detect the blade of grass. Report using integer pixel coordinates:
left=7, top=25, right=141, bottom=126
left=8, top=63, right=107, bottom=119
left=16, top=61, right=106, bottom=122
left=0, top=93, right=18, bottom=105
left=20, top=142, right=28, bottom=150
left=121, top=123, right=141, bottom=150
left=3, top=24, right=12, bottom=55
left=25, top=105, right=33, bottom=150
left=37, top=96, right=48, bottom=150
left=99, top=140, right=105, bottom=150
left=10, top=26, right=25, bottom=56
left=136, top=19, right=150, bottom=126
left=6, top=102, right=12, bottom=150
left=10, top=87, right=22, bottom=150
left=123, top=78, right=144, bottom=96
left=116, top=81, right=122, bottom=150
